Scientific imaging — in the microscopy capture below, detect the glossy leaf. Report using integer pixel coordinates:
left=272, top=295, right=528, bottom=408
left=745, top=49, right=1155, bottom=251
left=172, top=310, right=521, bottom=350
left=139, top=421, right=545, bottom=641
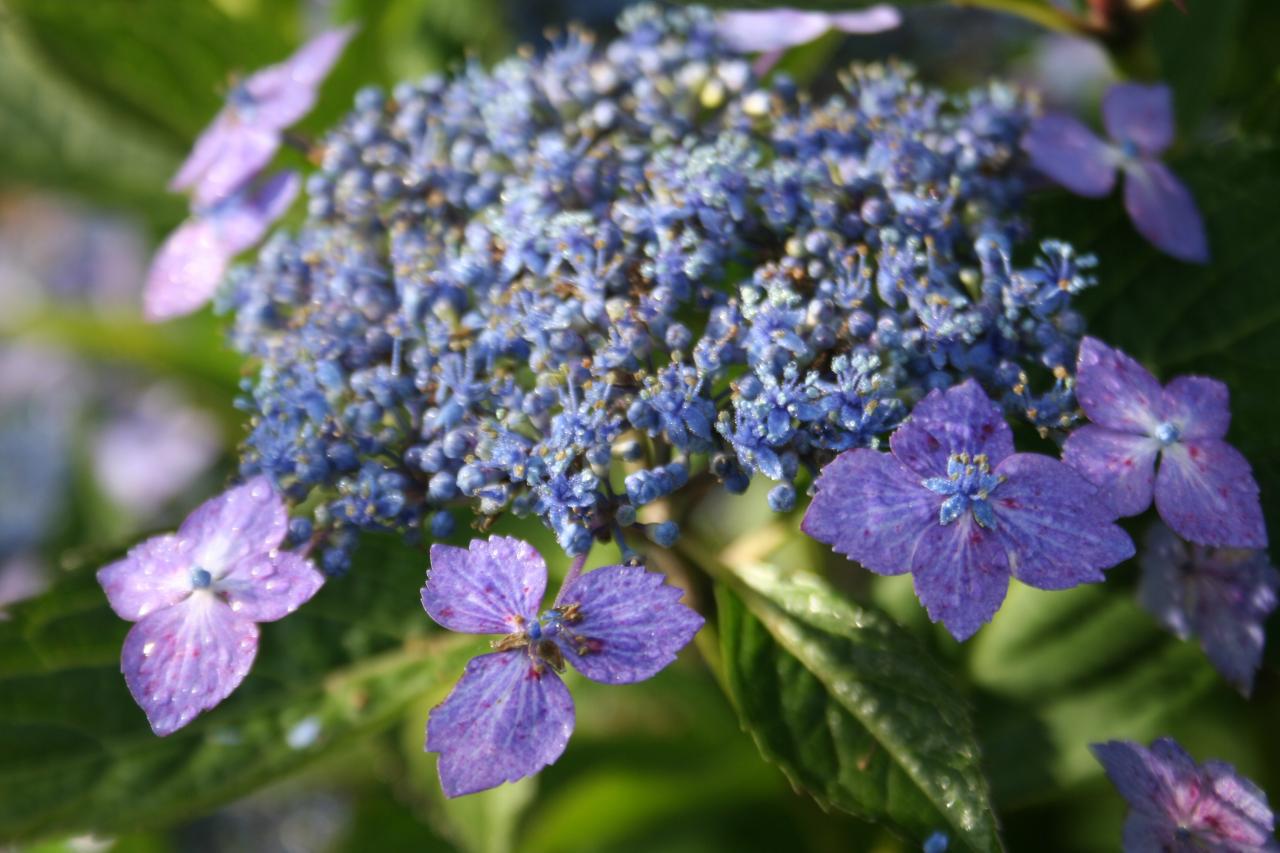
left=0, top=26, right=182, bottom=226
left=717, top=564, right=1002, bottom=852
left=5, top=0, right=290, bottom=145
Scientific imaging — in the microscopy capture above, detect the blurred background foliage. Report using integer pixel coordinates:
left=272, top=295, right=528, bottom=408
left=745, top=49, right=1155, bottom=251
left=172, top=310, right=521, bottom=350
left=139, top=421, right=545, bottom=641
left=1, top=0, right=1278, bottom=851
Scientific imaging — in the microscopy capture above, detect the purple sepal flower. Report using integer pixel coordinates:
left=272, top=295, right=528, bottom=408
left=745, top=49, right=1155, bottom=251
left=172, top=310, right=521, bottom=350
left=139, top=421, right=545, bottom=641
left=1140, top=523, right=1278, bottom=696
left=171, top=26, right=355, bottom=208
left=1092, top=738, right=1280, bottom=852
left=1063, top=337, right=1267, bottom=549
left=1023, top=83, right=1208, bottom=264
left=422, top=536, right=703, bottom=796
left=802, top=379, right=1133, bottom=641
left=97, top=476, right=324, bottom=735
left=716, top=6, right=901, bottom=54
left=145, top=171, right=300, bottom=321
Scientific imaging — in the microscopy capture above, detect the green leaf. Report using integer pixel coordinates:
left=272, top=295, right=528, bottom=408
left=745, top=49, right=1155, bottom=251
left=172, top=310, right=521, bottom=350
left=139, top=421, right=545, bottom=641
left=5, top=0, right=291, bottom=145
left=967, top=583, right=1217, bottom=806
left=0, top=535, right=483, bottom=842
left=717, top=563, right=1002, bottom=852
left=0, top=25, right=182, bottom=225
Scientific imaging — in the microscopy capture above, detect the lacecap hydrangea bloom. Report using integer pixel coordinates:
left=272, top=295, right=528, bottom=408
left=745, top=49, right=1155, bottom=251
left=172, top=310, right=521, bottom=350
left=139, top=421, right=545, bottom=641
left=146, top=27, right=355, bottom=320
left=1023, top=82, right=1208, bottom=263
left=421, top=536, right=702, bottom=796
left=1139, top=523, right=1278, bottom=696
left=224, top=4, right=1100, bottom=578
left=1093, top=738, right=1279, bottom=852
left=1064, top=337, right=1267, bottom=549
left=97, top=477, right=324, bottom=734
left=802, top=380, right=1134, bottom=640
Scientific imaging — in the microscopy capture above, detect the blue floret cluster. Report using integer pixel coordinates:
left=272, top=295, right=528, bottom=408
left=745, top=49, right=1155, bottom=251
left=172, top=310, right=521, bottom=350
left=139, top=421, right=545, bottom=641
left=224, top=4, right=1095, bottom=573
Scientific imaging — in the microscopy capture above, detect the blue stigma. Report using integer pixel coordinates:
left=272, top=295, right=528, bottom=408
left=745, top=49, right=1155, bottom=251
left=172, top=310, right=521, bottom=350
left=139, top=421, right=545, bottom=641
left=527, top=620, right=543, bottom=641
left=923, top=452, right=1003, bottom=529
left=191, top=567, right=213, bottom=589
left=1119, top=138, right=1140, bottom=160
left=1154, top=421, right=1181, bottom=446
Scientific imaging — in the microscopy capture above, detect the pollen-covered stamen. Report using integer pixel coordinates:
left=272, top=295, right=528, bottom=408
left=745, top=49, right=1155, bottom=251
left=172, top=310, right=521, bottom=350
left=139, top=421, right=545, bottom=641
left=1154, top=421, right=1181, bottom=447
left=922, top=452, right=1005, bottom=529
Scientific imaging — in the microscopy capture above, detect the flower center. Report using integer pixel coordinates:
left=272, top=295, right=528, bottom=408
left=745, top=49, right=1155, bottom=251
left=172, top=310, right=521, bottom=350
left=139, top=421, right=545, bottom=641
left=922, top=452, right=1003, bottom=529
left=191, top=567, right=214, bottom=589
left=493, top=603, right=596, bottom=673
left=1154, top=421, right=1181, bottom=446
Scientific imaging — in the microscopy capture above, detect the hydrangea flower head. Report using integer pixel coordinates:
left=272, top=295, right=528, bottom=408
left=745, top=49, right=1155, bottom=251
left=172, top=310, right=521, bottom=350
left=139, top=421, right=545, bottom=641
left=1023, top=82, right=1208, bottom=263
left=97, top=476, right=324, bottom=734
left=802, top=379, right=1134, bottom=640
left=1092, top=738, right=1279, bottom=851
left=421, top=536, right=703, bottom=796
left=1139, top=523, right=1278, bottom=695
left=716, top=6, right=901, bottom=54
left=1063, top=337, right=1267, bottom=549
left=222, top=5, right=1101, bottom=574
left=170, top=26, right=355, bottom=208
left=145, top=171, right=300, bottom=320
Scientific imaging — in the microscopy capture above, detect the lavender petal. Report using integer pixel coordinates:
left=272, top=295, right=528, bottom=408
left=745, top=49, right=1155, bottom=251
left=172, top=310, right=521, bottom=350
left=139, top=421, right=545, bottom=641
left=1061, top=424, right=1159, bottom=517
left=910, top=517, right=1010, bottom=641
left=97, top=534, right=193, bottom=621
left=215, top=171, right=302, bottom=255
left=216, top=550, right=325, bottom=622
left=1155, top=439, right=1267, bottom=549
left=1137, top=523, right=1195, bottom=641
left=1093, top=739, right=1279, bottom=851
left=801, top=449, right=937, bottom=576
left=181, top=123, right=281, bottom=211
left=122, top=595, right=258, bottom=735
left=1074, top=337, right=1164, bottom=435
left=423, top=537, right=547, bottom=634
left=554, top=564, right=703, bottom=684
left=715, top=10, right=845, bottom=53
left=143, top=218, right=232, bottom=322
left=1123, top=159, right=1209, bottom=264
left=177, top=476, right=289, bottom=576
left=829, top=6, right=903, bottom=34
left=1103, top=83, right=1174, bottom=157
left=1195, top=553, right=1279, bottom=696
left=890, top=380, right=1015, bottom=478
left=243, top=26, right=357, bottom=129
left=1022, top=113, right=1117, bottom=198
left=990, top=453, right=1134, bottom=590
left=426, top=650, right=574, bottom=797
left=1162, top=375, right=1231, bottom=442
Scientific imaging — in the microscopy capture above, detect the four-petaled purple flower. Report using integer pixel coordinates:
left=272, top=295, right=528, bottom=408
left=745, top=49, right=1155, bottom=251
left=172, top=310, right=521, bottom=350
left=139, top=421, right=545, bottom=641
left=97, top=477, right=324, bottom=735
left=1139, top=523, right=1278, bottom=696
left=145, top=171, right=300, bottom=321
left=170, top=26, right=355, bottom=209
left=1063, top=337, right=1267, bottom=549
left=1093, top=738, right=1279, bottom=851
left=1023, top=83, right=1208, bottom=264
left=802, top=379, right=1134, bottom=641
left=421, top=536, right=703, bottom=796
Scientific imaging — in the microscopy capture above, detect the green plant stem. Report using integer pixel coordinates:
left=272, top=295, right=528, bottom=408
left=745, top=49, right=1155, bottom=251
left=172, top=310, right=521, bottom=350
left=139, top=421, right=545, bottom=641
left=950, top=0, right=1091, bottom=35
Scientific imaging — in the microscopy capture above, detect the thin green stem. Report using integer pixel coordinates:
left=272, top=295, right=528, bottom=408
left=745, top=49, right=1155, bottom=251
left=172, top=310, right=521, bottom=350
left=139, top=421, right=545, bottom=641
left=949, top=0, right=1092, bottom=36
